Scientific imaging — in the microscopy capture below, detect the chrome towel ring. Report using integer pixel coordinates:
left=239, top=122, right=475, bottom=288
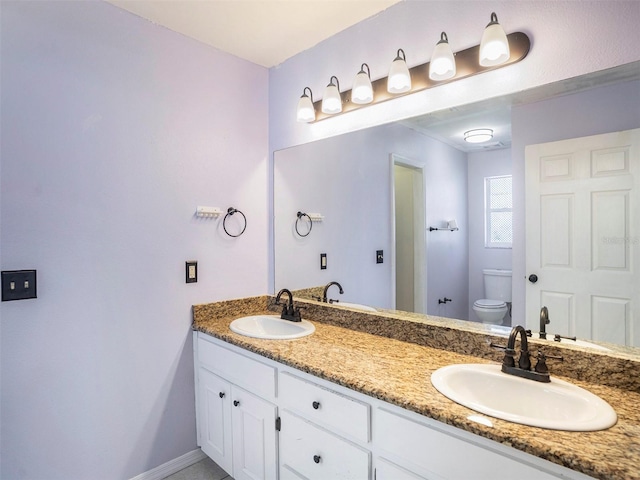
left=223, top=207, right=247, bottom=237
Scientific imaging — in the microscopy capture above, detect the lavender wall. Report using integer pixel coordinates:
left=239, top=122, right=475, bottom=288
left=0, top=2, right=268, bottom=478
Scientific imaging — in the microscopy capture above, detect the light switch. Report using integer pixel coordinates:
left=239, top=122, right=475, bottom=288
left=2, top=270, right=37, bottom=301
left=186, top=261, right=198, bottom=283
left=320, top=253, right=327, bottom=270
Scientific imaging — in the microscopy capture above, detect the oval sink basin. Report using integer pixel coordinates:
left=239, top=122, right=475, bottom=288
left=530, top=332, right=611, bottom=351
left=431, top=364, right=617, bottom=431
left=229, top=315, right=315, bottom=340
left=335, top=302, right=377, bottom=312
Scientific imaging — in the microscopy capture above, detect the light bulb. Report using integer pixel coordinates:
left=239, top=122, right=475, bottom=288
left=296, top=87, right=315, bottom=123
left=322, top=76, right=342, bottom=114
left=480, top=12, right=510, bottom=67
left=352, top=63, right=373, bottom=104
left=387, top=49, right=411, bottom=94
left=429, top=32, right=456, bottom=81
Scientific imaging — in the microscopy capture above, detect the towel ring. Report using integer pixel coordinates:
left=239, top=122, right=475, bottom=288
left=295, top=211, right=312, bottom=237
left=223, top=207, right=247, bottom=237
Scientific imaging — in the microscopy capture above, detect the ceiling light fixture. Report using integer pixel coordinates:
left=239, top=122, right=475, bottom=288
left=321, top=76, right=342, bottom=114
left=296, top=87, right=315, bottom=123
left=387, top=49, right=411, bottom=94
left=464, top=129, right=494, bottom=143
left=479, top=12, right=511, bottom=67
left=297, top=12, right=530, bottom=122
left=352, top=63, right=373, bottom=104
left=429, top=32, right=456, bottom=81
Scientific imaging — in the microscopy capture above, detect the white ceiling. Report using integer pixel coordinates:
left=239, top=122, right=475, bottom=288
left=106, top=0, right=401, bottom=68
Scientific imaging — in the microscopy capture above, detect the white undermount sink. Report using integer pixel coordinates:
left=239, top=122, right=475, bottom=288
left=229, top=315, right=315, bottom=340
left=431, top=364, right=617, bottom=431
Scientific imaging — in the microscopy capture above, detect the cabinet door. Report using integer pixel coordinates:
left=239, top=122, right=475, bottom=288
left=231, top=386, right=278, bottom=480
left=197, top=368, right=233, bottom=474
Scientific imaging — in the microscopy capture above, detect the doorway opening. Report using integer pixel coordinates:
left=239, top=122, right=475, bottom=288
left=391, top=154, right=426, bottom=313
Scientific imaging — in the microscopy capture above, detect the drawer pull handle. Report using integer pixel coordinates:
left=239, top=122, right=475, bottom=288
left=219, top=392, right=225, bottom=398
left=313, top=455, right=321, bottom=464
left=312, top=401, right=320, bottom=410
left=233, top=400, right=240, bottom=407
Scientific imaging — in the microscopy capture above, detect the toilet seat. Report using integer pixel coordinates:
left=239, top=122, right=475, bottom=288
left=473, top=299, right=507, bottom=309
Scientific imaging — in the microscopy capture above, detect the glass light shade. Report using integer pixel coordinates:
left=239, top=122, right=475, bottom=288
left=429, top=32, right=456, bottom=81
left=479, top=13, right=510, bottom=67
left=387, top=49, right=411, bottom=94
left=296, top=88, right=315, bottom=123
left=464, top=128, right=493, bottom=143
left=352, top=64, right=373, bottom=104
left=322, top=77, right=342, bottom=114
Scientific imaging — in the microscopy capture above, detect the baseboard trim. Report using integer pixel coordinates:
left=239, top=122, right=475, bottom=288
left=130, top=448, right=207, bottom=480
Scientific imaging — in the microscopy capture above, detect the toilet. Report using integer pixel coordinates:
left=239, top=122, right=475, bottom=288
left=473, top=269, right=512, bottom=324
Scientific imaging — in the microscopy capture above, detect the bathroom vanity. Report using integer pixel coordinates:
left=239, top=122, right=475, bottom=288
left=192, top=296, right=640, bottom=480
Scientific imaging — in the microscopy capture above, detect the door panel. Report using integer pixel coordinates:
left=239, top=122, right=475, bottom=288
left=526, top=128, right=639, bottom=346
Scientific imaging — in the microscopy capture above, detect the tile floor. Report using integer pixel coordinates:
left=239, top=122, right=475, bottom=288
left=163, top=456, right=232, bottom=480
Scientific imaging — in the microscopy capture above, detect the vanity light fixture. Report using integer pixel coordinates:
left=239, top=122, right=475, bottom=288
left=429, top=32, right=456, bottom=81
left=479, top=12, right=511, bottom=67
left=387, top=49, right=411, bottom=94
left=464, top=128, right=494, bottom=143
left=299, top=12, right=530, bottom=122
left=321, top=76, right=343, bottom=114
left=352, top=63, right=374, bottom=104
left=296, top=87, right=315, bottom=123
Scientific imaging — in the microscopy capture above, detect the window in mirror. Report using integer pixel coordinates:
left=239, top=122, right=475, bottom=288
left=485, top=175, right=512, bottom=248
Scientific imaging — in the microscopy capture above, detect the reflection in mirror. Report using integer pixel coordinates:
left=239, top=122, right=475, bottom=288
left=274, top=63, right=640, bottom=355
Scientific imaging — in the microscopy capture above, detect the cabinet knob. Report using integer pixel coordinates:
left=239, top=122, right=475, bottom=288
left=312, top=401, right=320, bottom=410
left=233, top=400, right=240, bottom=407
left=219, top=392, right=225, bottom=398
left=528, top=274, right=538, bottom=283
left=313, top=455, right=321, bottom=464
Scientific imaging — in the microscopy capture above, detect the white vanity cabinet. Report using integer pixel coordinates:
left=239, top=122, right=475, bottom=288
left=194, top=332, right=594, bottom=480
left=195, top=334, right=278, bottom=480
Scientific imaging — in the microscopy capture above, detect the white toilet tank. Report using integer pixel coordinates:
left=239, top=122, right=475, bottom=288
left=483, top=269, right=512, bottom=302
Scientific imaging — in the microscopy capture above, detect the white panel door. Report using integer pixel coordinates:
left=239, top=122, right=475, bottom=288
left=231, top=386, right=278, bottom=480
left=525, top=128, right=640, bottom=346
left=198, top=368, right=233, bottom=474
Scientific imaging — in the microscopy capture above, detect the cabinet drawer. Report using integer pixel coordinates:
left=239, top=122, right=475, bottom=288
left=375, top=408, right=558, bottom=480
left=279, top=371, right=370, bottom=443
left=197, top=334, right=276, bottom=400
left=280, top=410, right=370, bottom=480
left=376, top=458, right=431, bottom=480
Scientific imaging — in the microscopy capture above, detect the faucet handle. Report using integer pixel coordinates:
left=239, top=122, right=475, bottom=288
left=518, top=350, right=531, bottom=371
left=534, top=351, right=563, bottom=374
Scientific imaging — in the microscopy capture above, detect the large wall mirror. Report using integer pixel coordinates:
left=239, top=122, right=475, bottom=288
left=274, top=62, right=640, bottom=355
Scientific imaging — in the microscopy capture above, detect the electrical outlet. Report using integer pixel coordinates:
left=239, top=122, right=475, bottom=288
left=186, top=261, right=198, bottom=283
left=2, top=270, right=37, bottom=301
left=376, top=250, right=384, bottom=264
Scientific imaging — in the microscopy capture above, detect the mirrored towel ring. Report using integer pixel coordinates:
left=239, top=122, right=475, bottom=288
left=295, top=211, right=313, bottom=237
left=223, top=207, right=247, bottom=237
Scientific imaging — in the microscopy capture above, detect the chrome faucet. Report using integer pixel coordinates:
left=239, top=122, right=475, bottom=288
left=322, top=281, right=344, bottom=303
left=275, top=288, right=302, bottom=322
left=539, top=306, right=550, bottom=339
left=496, top=325, right=562, bottom=383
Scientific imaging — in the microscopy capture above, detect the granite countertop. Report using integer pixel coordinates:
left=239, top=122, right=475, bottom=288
left=193, top=296, right=640, bottom=480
